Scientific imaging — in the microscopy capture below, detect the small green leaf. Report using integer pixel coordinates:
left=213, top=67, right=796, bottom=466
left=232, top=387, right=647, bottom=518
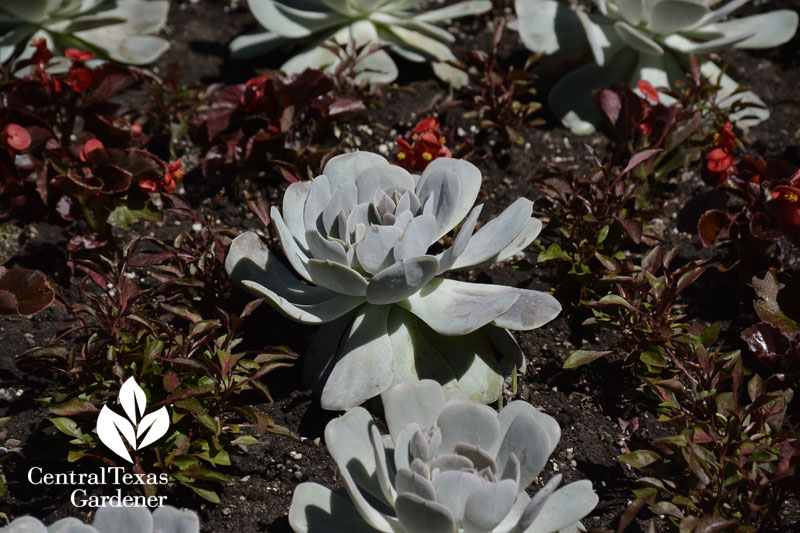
left=107, top=202, right=164, bottom=229
left=180, top=482, right=220, bottom=503
left=49, top=417, right=85, bottom=441
left=231, top=436, right=260, bottom=446
left=67, top=450, right=88, bottom=462
left=48, top=397, right=98, bottom=416
left=639, top=349, right=667, bottom=368
left=563, top=350, right=611, bottom=369
left=619, top=449, right=661, bottom=470
left=597, top=294, right=637, bottom=311
left=747, top=374, right=764, bottom=403
left=597, top=225, right=610, bottom=244
left=537, top=243, right=572, bottom=263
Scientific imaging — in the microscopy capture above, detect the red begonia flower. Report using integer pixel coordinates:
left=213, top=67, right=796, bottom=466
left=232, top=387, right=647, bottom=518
left=66, top=66, right=94, bottom=92
left=636, top=80, right=660, bottom=102
left=3, top=124, right=31, bottom=151
left=65, top=49, right=95, bottom=62
left=138, top=179, right=158, bottom=194
left=80, top=139, right=104, bottom=162
left=414, top=116, right=439, bottom=134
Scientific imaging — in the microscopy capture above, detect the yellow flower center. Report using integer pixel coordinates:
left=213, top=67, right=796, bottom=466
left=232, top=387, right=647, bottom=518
left=784, top=191, right=799, bottom=203
left=422, top=152, right=433, bottom=161
left=412, top=133, right=419, bottom=141
left=397, top=152, right=406, bottom=160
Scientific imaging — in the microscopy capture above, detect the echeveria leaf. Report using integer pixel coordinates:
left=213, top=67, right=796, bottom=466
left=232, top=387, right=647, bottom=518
left=395, top=493, right=456, bottom=533
left=289, top=483, right=382, bottom=533
left=524, top=480, right=599, bottom=532
left=320, top=305, right=394, bottom=410
left=462, top=479, right=518, bottom=531
left=365, top=256, right=439, bottom=305
left=401, top=278, right=519, bottom=336
left=382, top=379, right=446, bottom=441
left=436, top=402, right=500, bottom=455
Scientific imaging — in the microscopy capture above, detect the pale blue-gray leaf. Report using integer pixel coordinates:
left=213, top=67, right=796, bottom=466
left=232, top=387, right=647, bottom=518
left=283, top=181, right=313, bottom=250
left=523, top=480, right=598, bottom=533
left=514, top=0, right=586, bottom=55
left=416, top=158, right=481, bottom=240
left=322, top=182, right=358, bottom=236
left=394, top=214, right=438, bottom=261
left=151, top=506, right=200, bottom=533
left=616, top=0, right=644, bottom=25
left=490, top=287, right=562, bottom=331
left=241, top=278, right=363, bottom=324
left=271, top=206, right=314, bottom=282
left=394, top=423, right=421, bottom=472
left=701, top=10, right=799, bottom=49
left=450, top=198, right=532, bottom=270
left=306, top=230, right=349, bottom=265
left=93, top=506, right=152, bottom=533
left=382, top=379, right=446, bottom=442
left=400, top=278, right=519, bottom=336
left=226, top=232, right=363, bottom=324
left=495, top=217, right=543, bottom=263
left=48, top=517, right=98, bottom=533
left=436, top=204, right=483, bottom=273
left=347, top=203, right=373, bottom=241
left=648, top=0, right=708, bottom=35
left=321, top=305, right=394, bottom=410
left=414, top=1, right=491, bottom=22
left=324, top=151, right=393, bottom=194
left=307, top=259, right=369, bottom=296
left=513, top=474, right=562, bottom=532
left=462, top=479, right=518, bottom=531
left=245, top=0, right=338, bottom=38
left=304, top=174, right=332, bottom=232
left=356, top=165, right=416, bottom=204
left=454, top=443, right=497, bottom=474
left=613, top=21, right=664, bottom=55
left=430, top=453, right=473, bottom=473
left=365, top=256, right=439, bottom=305
left=229, top=30, right=288, bottom=60
left=370, top=424, right=397, bottom=506
left=304, top=313, right=355, bottom=400
left=395, top=468, right=437, bottom=501
left=490, top=401, right=561, bottom=462
left=0, top=516, right=49, bottom=533
left=410, top=429, right=432, bottom=462
left=325, top=407, right=387, bottom=506
left=288, top=482, right=383, bottom=533
left=385, top=307, right=461, bottom=395
left=356, top=225, right=403, bottom=275
left=495, top=412, right=551, bottom=490
left=431, top=470, right=483, bottom=525
left=395, top=494, right=456, bottom=533
left=436, top=403, right=500, bottom=455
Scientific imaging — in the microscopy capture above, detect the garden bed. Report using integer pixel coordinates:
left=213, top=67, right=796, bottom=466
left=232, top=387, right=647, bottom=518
left=1, top=0, right=799, bottom=532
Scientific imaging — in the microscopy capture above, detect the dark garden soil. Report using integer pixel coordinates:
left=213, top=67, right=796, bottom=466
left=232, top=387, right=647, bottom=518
left=1, top=1, right=799, bottom=531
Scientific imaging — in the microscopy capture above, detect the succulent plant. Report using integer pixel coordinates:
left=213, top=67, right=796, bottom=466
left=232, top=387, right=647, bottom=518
left=515, top=0, right=799, bottom=134
left=229, top=0, right=492, bottom=87
left=225, top=151, right=561, bottom=410
left=0, top=0, right=170, bottom=69
left=1, top=506, right=199, bottom=533
left=289, top=379, right=599, bottom=533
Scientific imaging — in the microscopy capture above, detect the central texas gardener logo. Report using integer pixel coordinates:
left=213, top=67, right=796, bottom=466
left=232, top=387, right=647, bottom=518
left=96, top=377, right=169, bottom=463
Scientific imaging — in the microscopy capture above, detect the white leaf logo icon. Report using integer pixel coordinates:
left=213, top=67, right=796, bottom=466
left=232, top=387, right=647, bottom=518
left=96, top=377, right=170, bottom=463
